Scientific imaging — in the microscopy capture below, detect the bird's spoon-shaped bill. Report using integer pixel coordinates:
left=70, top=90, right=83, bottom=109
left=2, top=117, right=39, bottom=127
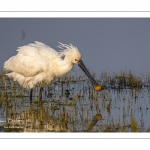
left=77, top=60, right=102, bottom=91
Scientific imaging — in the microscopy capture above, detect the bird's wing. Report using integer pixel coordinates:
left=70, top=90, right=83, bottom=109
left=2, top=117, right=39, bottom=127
left=4, top=41, right=60, bottom=77
left=4, top=53, right=49, bottom=77
left=19, top=41, right=60, bottom=58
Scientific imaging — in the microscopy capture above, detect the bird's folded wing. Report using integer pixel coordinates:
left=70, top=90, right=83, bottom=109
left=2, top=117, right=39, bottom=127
left=4, top=41, right=62, bottom=77
left=4, top=54, right=49, bottom=77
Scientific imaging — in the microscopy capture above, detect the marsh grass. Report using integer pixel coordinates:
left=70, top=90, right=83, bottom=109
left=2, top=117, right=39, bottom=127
left=0, top=69, right=150, bottom=132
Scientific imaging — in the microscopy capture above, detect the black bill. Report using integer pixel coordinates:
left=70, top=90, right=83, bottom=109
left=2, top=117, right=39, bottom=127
left=78, top=60, right=102, bottom=91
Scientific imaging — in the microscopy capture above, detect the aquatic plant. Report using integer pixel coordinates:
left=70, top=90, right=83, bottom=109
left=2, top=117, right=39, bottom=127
left=0, top=69, right=150, bottom=132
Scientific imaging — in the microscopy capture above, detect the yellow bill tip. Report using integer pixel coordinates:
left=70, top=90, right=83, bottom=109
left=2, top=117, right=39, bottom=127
left=93, top=114, right=102, bottom=120
left=94, top=85, right=102, bottom=91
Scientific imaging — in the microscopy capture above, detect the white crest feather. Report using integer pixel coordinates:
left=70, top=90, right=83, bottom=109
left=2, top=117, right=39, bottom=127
left=58, top=42, right=81, bottom=58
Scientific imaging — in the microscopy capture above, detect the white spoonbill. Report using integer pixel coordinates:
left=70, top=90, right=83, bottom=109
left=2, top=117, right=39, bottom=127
left=4, top=41, right=102, bottom=100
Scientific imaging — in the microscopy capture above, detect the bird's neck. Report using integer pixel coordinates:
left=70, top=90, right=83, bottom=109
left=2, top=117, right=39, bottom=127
left=56, top=56, right=74, bottom=77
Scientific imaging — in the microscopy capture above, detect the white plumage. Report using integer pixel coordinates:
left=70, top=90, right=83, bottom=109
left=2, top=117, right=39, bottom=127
left=4, top=41, right=80, bottom=89
left=4, top=41, right=101, bottom=93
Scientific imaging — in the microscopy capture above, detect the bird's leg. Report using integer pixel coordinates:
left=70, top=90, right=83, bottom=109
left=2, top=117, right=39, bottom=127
left=39, top=87, right=43, bottom=101
left=30, top=89, right=33, bottom=104
left=38, top=87, right=43, bottom=120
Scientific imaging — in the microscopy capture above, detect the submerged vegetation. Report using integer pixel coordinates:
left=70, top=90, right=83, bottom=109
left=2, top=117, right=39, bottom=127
left=0, top=69, right=150, bottom=132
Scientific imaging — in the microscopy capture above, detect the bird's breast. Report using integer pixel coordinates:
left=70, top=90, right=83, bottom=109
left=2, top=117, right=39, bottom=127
left=54, top=63, right=73, bottom=77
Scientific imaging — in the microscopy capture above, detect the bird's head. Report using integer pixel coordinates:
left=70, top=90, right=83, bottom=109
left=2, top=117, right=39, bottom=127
left=58, top=42, right=82, bottom=64
left=58, top=43, right=102, bottom=92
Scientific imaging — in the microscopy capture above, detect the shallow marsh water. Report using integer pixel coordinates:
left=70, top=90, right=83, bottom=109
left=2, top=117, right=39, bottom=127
left=0, top=70, right=150, bottom=132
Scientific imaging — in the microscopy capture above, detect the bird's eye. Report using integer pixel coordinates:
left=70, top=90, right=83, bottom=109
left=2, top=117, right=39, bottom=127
left=75, top=59, right=78, bottom=61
